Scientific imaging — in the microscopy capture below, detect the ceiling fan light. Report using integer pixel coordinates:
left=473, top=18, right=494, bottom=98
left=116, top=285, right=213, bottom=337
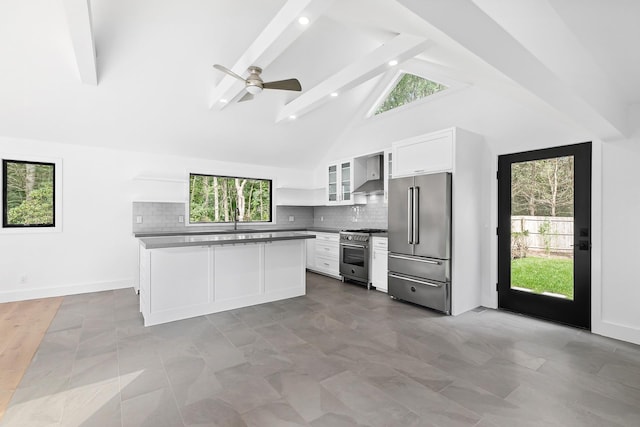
left=246, top=85, right=262, bottom=95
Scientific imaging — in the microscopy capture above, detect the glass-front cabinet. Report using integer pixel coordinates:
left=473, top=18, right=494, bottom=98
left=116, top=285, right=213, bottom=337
left=328, top=165, right=338, bottom=203
left=327, top=159, right=354, bottom=205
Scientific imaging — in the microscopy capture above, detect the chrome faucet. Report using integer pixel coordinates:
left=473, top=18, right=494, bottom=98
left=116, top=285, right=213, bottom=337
left=233, top=208, right=240, bottom=231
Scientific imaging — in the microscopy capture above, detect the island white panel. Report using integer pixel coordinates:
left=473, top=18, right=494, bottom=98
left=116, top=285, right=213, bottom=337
left=149, top=246, right=210, bottom=312
left=214, top=245, right=262, bottom=301
left=265, top=240, right=306, bottom=293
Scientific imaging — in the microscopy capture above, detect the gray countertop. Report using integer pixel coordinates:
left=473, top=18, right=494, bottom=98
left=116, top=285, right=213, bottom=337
left=139, top=231, right=316, bottom=249
left=133, top=226, right=344, bottom=238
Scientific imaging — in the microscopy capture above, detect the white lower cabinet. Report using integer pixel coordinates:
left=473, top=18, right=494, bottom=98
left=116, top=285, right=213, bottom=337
left=371, top=237, right=388, bottom=292
left=307, top=231, right=340, bottom=278
left=305, top=232, right=316, bottom=269
left=139, top=239, right=306, bottom=326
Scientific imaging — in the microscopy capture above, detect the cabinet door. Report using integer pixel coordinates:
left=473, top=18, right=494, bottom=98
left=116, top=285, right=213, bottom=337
left=340, top=160, right=353, bottom=204
left=306, top=235, right=316, bottom=269
left=372, top=248, right=388, bottom=292
left=327, top=164, right=338, bottom=204
left=393, top=131, right=453, bottom=177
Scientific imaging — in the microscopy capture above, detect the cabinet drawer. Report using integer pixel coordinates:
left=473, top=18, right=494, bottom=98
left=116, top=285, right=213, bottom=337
left=316, top=242, right=338, bottom=259
left=315, top=256, right=339, bottom=274
left=314, top=232, right=339, bottom=242
left=372, top=237, right=388, bottom=250
left=388, top=274, right=450, bottom=314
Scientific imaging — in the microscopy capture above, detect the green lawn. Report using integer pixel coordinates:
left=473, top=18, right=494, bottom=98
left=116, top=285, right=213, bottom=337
left=511, top=256, right=573, bottom=299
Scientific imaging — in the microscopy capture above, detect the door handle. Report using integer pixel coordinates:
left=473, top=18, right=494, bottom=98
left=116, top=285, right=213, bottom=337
left=389, top=254, right=441, bottom=265
left=407, top=187, right=413, bottom=244
left=578, top=240, right=590, bottom=251
left=388, top=273, right=442, bottom=288
left=413, top=186, right=419, bottom=244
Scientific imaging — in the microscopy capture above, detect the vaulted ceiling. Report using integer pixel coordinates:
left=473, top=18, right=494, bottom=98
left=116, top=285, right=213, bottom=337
left=1, top=0, right=638, bottom=168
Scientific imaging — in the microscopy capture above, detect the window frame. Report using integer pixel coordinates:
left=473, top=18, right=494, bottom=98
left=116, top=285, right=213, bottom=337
left=187, top=172, right=274, bottom=226
left=363, top=59, right=468, bottom=120
left=0, top=155, right=62, bottom=234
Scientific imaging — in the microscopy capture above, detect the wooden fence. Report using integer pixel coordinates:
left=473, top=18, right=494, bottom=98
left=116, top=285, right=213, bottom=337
left=511, top=215, right=573, bottom=256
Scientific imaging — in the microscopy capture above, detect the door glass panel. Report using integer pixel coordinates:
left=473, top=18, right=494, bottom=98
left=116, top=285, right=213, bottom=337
left=510, top=156, right=574, bottom=300
left=328, top=165, right=337, bottom=201
left=341, top=162, right=351, bottom=201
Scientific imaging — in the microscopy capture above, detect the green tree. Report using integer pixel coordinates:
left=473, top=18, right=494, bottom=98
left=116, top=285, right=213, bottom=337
left=375, top=73, right=447, bottom=115
left=7, top=182, right=54, bottom=225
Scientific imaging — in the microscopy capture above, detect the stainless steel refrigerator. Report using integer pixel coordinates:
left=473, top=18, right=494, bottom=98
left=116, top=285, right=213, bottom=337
left=387, top=172, right=452, bottom=314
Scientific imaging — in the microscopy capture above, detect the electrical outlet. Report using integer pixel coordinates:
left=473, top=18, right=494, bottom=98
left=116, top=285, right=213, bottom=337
left=288, top=215, right=295, bottom=222
left=178, top=215, right=184, bottom=223
left=136, top=215, right=143, bottom=224
left=320, top=216, right=324, bottom=222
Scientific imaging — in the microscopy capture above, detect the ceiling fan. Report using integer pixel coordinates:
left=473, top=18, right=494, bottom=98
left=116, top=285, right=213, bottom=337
left=213, top=64, right=302, bottom=102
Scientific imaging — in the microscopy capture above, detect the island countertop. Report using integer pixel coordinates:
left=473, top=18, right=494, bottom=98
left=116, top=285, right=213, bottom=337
left=138, top=231, right=316, bottom=249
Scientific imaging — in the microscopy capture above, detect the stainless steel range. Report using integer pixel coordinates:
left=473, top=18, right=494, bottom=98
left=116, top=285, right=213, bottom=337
left=339, top=229, right=387, bottom=288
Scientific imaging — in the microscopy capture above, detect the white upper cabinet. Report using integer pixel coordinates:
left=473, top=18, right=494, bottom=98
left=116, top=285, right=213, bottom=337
left=326, top=159, right=365, bottom=205
left=392, top=129, right=454, bottom=177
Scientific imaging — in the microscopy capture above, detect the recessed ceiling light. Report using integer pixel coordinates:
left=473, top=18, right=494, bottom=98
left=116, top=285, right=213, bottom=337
left=220, top=98, right=228, bottom=103
left=330, top=92, right=339, bottom=97
left=388, top=59, right=398, bottom=66
left=298, top=16, right=310, bottom=25
left=289, top=115, right=297, bottom=120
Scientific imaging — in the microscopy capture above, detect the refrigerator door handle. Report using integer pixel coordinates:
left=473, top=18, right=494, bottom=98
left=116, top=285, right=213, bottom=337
left=407, top=187, right=413, bottom=244
left=389, top=273, right=442, bottom=288
left=389, top=253, right=442, bottom=265
left=413, top=186, right=419, bottom=244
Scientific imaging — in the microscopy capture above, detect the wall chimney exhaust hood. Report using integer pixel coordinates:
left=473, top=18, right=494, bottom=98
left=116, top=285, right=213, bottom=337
left=353, top=155, right=384, bottom=195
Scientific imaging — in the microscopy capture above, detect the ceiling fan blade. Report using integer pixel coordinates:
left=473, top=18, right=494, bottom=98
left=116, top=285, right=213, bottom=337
left=238, top=92, right=254, bottom=102
left=262, top=78, right=302, bottom=91
left=213, top=64, right=246, bottom=82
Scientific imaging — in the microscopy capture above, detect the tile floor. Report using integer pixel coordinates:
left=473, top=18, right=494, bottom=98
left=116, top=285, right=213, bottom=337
left=2, top=272, right=640, bottom=426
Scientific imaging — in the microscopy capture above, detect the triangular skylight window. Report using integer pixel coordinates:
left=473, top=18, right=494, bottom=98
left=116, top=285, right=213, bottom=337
left=374, top=73, right=447, bottom=115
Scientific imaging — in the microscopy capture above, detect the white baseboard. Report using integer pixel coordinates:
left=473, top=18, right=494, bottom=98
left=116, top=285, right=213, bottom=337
left=0, top=279, right=133, bottom=303
left=593, top=320, right=640, bottom=346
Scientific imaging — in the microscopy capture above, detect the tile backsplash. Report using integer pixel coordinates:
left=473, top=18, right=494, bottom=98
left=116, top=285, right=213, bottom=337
left=313, top=195, right=387, bottom=229
left=132, top=198, right=387, bottom=233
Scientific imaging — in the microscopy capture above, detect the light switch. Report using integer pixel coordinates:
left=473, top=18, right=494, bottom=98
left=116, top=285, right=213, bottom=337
left=178, top=215, right=184, bottom=223
left=288, top=215, right=295, bottom=222
left=136, top=215, right=143, bottom=224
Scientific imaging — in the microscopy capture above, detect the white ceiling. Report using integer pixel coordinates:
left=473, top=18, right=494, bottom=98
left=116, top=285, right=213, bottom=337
left=1, top=0, right=638, bottom=168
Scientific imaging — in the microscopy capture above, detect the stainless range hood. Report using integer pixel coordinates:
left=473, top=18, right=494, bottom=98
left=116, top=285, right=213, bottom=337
left=353, top=155, right=384, bottom=195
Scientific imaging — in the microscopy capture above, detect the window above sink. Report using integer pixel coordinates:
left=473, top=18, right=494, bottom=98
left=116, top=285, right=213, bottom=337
left=188, top=173, right=272, bottom=225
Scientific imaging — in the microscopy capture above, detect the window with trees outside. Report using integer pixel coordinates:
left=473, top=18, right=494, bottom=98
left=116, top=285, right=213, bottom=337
left=2, top=159, right=56, bottom=228
left=375, top=73, right=447, bottom=115
left=189, top=173, right=272, bottom=224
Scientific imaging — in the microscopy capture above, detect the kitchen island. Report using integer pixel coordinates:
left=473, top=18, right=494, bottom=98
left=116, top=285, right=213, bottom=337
left=137, top=231, right=314, bottom=326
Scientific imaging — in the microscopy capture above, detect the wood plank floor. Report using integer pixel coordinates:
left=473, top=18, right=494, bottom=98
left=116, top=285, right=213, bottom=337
left=0, top=297, right=62, bottom=421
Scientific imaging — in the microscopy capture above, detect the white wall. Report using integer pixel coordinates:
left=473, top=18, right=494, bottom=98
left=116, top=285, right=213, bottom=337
left=0, top=136, right=311, bottom=302
left=322, top=84, right=640, bottom=345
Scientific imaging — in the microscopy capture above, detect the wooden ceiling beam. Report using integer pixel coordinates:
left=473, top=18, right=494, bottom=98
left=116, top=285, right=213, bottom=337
left=209, top=0, right=334, bottom=110
left=61, top=0, right=97, bottom=85
left=275, top=34, right=429, bottom=122
left=397, top=0, right=628, bottom=140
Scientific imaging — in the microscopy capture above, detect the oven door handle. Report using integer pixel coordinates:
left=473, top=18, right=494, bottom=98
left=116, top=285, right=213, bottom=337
left=340, top=243, right=368, bottom=249
left=388, top=273, right=442, bottom=288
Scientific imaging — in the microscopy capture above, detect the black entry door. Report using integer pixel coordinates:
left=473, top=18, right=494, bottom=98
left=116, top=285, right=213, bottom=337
left=498, top=142, right=591, bottom=329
